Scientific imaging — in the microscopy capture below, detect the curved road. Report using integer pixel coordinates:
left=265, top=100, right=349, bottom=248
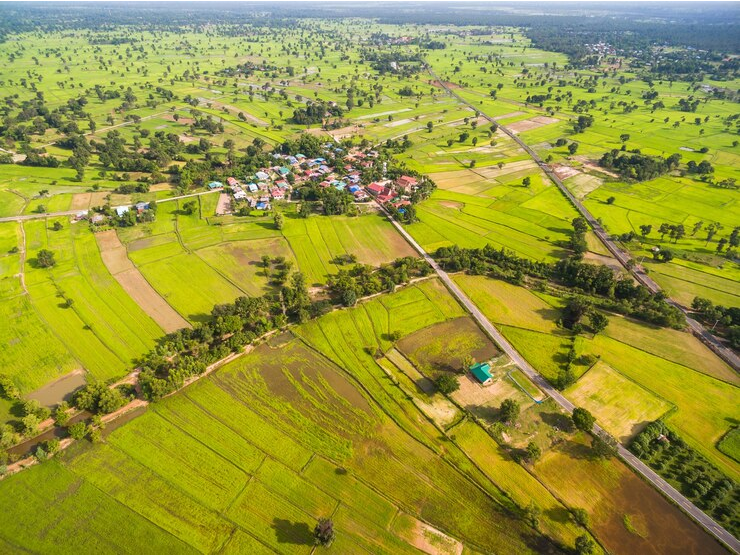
left=425, top=65, right=740, bottom=372
left=378, top=200, right=739, bottom=553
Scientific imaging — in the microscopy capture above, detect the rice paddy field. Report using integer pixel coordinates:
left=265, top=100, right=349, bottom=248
left=0, top=282, right=578, bottom=554
left=0, top=14, right=737, bottom=555
left=454, top=274, right=740, bottom=481
left=416, top=29, right=739, bottom=305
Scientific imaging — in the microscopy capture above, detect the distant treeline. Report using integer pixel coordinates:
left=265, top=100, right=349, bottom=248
left=1, top=2, right=736, bottom=56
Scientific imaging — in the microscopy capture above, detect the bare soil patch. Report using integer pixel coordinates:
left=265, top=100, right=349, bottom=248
left=552, top=164, right=581, bottom=180
left=163, top=114, right=194, bottom=125
left=429, top=79, right=462, bottom=90
left=439, top=200, right=463, bottom=210
left=70, top=192, right=91, bottom=211
left=27, top=369, right=86, bottom=407
left=215, top=193, right=232, bottom=216
left=575, top=156, right=620, bottom=178
left=492, top=111, right=526, bottom=121
left=327, top=124, right=363, bottom=140
left=149, top=182, right=175, bottom=192
left=410, top=519, right=463, bottom=555
left=96, top=230, right=190, bottom=332
left=507, top=116, right=559, bottom=134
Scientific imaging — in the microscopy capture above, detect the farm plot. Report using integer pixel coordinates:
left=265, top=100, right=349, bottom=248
left=536, top=435, right=726, bottom=555
left=396, top=316, right=499, bottom=375
left=0, top=292, right=546, bottom=554
left=566, top=361, right=673, bottom=442
left=96, top=230, right=190, bottom=333
left=23, top=220, right=162, bottom=381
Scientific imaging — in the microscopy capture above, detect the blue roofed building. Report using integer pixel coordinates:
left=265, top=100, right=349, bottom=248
left=470, top=362, right=493, bottom=386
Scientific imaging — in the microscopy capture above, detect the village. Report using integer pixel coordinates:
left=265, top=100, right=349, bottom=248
left=208, top=144, right=422, bottom=217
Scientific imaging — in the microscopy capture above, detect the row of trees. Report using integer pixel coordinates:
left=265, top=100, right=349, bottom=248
left=433, top=244, right=685, bottom=329
left=630, top=421, right=737, bottom=535
left=691, top=297, right=740, bottom=350
left=327, top=257, right=433, bottom=307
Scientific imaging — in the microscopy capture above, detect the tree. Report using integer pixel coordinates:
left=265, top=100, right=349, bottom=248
left=575, top=535, right=596, bottom=555
left=588, top=311, right=609, bottom=335
left=620, top=133, right=630, bottom=143
left=314, top=518, right=335, bottom=547
left=274, top=212, right=284, bottom=230
left=68, top=421, right=87, bottom=440
left=22, top=414, right=40, bottom=436
left=658, top=223, right=671, bottom=241
left=500, top=398, right=520, bottom=424
left=572, top=407, right=596, bottom=433
left=525, top=502, right=541, bottom=530
left=182, top=200, right=197, bottom=215
left=52, top=221, right=63, bottom=231
left=36, top=249, right=56, bottom=268
left=568, top=142, right=579, bottom=155
left=522, top=177, right=531, bottom=187
left=571, top=508, right=589, bottom=527
left=639, top=224, right=652, bottom=238
left=341, top=289, right=357, bottom=307
left=571, top=217, right=589, bottom=235
left=426, top=121, right=433, bottom=133
left=436, top=374, right=460, bottom=395
left=526, top=441, right=541, bottom=463
left=592, top=432, right=618, bottom=459
left=606, top=196, right=615, bottom=204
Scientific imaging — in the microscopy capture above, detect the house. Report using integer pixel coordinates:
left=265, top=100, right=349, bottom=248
left=396, top=175, right=418, bottom=193
left=91, top=214, right=106, bottom=224
left=391, top=199, right=411, bottom=209
left=353, top=190, right=369, bottom=201
left=115, top=206, right=130, bottom=217
left=226, top=177, right=239, bottom=187
left=135, top=202, right=150, bottom=213
left=277, top=167, right=291, bottom=176
left=247, top=183, right=259, bottom=193
left=233, top=190, right=247, bottom=200
left=255, top=171, right=270, bottom=181
left=208, top=181, right=223, bottom=190
left=256, top=201, right=270, bottom=210
left=270, top=188, right=285, bottom=200
left=367, top=183, right=385, bottom=196
left=377, top=190, right=397, bottom=203
left=470, top=362, right=493, bottom=386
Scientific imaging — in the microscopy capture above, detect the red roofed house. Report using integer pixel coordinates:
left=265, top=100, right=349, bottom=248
left=226, top=176, right=239, bottom=187
left=377, top=188, right=397, bottom=203
left=396, top=175, right=418, bottom=193
left=270, top=188, right=285, bottom=200
left=367, top=183, right=385, bottom=196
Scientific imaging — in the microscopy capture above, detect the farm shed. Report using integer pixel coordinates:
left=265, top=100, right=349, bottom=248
left=470, top=362, right=493, bottom=386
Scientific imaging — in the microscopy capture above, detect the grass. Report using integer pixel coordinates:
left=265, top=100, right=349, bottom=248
left=23, top=219, right=162, bottom=381
left=534, top=434, right=725, bottom=555
left=454, top=273, right=740, bottom=479
left=0, top=284, right=554, bottom=554
left=566, top=361, right=673, bottom=442
left=717, top=428, right=740, bottom=463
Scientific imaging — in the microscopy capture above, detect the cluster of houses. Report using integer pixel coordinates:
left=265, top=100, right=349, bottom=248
left=73, top=201, right=153, bottom=226
left=365, top=174, right=419, bottom=212
left=207, top=143, right=421, bottom=215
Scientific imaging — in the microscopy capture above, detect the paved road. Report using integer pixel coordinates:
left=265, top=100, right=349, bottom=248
left=379, top=201, right=739, bottom=553
left=0, top=190, right=219, bottom=223
left=426, top=65, right=740, bottom=372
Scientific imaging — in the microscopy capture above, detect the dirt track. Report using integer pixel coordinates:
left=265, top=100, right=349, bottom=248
left=96, top=230, right=190, bottom=333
